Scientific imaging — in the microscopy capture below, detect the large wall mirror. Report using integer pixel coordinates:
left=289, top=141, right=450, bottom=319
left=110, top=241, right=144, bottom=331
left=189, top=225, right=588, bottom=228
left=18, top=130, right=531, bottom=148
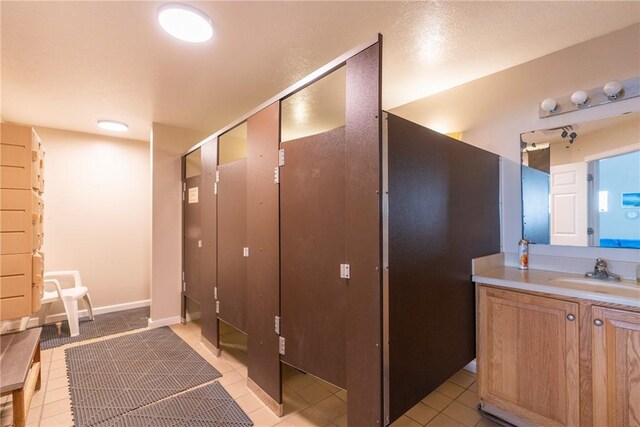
left=521, top=112, right=640, bottom=249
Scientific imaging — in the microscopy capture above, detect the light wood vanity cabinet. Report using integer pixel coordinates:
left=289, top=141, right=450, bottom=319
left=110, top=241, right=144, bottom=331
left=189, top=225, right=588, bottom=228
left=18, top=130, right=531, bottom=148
left=592, top=306, right=640, bottom=427
left=477, top=286, right=580, bottom=427
left=477, top=284, right=640, bottom=427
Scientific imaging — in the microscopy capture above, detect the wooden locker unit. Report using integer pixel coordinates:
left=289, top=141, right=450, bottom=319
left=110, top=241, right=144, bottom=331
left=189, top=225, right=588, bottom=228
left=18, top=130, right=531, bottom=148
left=1, top=123, right=45, bottom=320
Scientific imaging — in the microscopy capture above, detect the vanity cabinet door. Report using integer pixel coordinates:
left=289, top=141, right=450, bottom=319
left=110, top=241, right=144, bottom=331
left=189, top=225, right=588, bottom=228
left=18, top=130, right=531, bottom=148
left=592, top=306, right=640, bottom=427
left=478, top=286, right=580, bottom=427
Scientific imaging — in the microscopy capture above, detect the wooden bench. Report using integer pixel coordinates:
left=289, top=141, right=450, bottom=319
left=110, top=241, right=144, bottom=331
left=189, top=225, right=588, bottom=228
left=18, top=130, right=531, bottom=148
left=0, top=328, right=42, bottom=427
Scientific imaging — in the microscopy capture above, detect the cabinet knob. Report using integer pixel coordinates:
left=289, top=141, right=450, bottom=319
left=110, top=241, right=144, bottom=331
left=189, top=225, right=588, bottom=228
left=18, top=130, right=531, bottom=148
left=567, top=314, right=575, bottom=321
left=594, top=319, right=603, bottom=327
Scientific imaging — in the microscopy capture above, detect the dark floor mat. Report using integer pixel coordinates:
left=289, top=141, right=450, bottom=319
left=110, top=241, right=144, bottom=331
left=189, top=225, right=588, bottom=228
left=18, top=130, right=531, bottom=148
left=66, top=327, right=222, bottom=427
left=93, top=382, right=254, bottom=427
left=39, top=306, right=150, bottom=350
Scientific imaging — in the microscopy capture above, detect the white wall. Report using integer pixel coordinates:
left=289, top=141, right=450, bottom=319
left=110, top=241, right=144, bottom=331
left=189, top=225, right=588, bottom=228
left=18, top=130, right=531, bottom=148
left=37, top=126, right=150, bottom=316
left=391, top=24, right=640, bottom=267
left=149, top=123, right=208, bottom=327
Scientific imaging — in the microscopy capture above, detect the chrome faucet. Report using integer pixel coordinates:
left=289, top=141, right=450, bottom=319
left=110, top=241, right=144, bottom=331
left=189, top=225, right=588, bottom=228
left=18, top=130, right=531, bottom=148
left=585, top=258, right=621, bottom=282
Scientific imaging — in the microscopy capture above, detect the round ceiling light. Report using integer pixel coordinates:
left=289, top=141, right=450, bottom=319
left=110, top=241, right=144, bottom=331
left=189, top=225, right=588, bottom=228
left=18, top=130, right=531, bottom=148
left=158, top=3, right=213, bottom=43
left=97, top=120, right=128, bottom=132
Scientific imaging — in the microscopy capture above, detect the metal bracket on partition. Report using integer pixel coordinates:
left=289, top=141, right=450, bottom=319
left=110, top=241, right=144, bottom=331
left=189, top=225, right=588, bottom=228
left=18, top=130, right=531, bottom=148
left=275, top=316, right=281, bottom=335
left=215, top=170, right=220, bottom=183
left=216, top=301, right=220, bottom=314
left=182, top=282, right=186, bottom=292
left=274, top=167, right=280, bottom=184
left=214, top=183, right=218, bottom=195
left=278, top=149, right=285, bottom=166
left=340, top=264, right=350, bottom=279
left=243, top=247, right=249, bottom=257
left=279, top=337, right=286, bottom=355
left=214, top=286, right=217, bottom=300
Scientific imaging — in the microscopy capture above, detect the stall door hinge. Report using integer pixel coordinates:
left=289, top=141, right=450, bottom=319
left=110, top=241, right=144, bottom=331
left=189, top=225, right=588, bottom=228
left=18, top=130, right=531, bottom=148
left=274, top=167, right=280, bottom=184
left=243, top=247, right=249, bottom=257
left=340, top=264, right=350, bottom=279
left=182, top=182, right=186, bottom=200
left=216, top=170, right=220, bottom=183
left=275, top=316, right=281, bottom=335
left=278, top=149, right=285, bottom=166
left=182, top=282, right=186, bottom=292
left=182, top=271, right=185, bottom=281
left=214, top=183, right=218, bottom=195
left=214, top=286, right=218, bottom=300
left=216, top=300, right=220, bottom=314
left=279, top=337, right=286, bottom=355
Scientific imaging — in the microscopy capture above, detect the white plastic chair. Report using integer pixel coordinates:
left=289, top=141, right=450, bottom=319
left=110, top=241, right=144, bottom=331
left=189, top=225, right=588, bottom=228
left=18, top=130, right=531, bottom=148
left=41, top=270, right=94, bottom=337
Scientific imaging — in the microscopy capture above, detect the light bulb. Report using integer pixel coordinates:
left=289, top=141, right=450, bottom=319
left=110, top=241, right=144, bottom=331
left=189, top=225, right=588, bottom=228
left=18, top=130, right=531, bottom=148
left=540, top=98, right=557, bottom=113
left=603, top=80, right=623, bottom=99
left=97, top=120, right=128, bottom=132
left=158, top=3, right=213, bottom=43
left=571, top=90, right=589, bottom=106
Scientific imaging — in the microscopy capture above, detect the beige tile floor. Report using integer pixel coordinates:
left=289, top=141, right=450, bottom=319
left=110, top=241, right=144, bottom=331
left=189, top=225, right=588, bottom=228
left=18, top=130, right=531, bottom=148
left=0, top=320, right=503, bottom=427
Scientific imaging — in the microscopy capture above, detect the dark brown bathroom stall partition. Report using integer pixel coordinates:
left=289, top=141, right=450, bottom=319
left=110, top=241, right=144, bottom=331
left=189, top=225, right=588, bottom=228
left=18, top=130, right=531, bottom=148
left=280, top=127, right=347, bottom=389
left=217, top=159, right=248, bottom=332
left=385, top=113, right=500, bottom=422
left=183, top=174, right=202, bottom=305
left=199, top=140, right=219, bottom=347
left=246, top=102, right=282, bottom=406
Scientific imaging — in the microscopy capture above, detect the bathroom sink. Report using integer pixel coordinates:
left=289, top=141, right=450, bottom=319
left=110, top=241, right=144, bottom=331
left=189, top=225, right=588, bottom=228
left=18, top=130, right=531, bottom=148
left=548, top=277, right=640, bottom=294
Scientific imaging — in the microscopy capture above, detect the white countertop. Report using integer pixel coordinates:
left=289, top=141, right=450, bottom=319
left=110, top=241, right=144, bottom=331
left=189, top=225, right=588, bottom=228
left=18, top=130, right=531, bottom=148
left=473, top=266, right=640, bottom=308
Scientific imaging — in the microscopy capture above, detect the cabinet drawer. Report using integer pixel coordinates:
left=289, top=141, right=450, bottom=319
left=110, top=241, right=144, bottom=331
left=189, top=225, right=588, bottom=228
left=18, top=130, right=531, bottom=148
left=0, top=189, right=33, bottom=254
left=1, top=124, right=35, bottom=190
left=0, top=253, right=32, bottom=299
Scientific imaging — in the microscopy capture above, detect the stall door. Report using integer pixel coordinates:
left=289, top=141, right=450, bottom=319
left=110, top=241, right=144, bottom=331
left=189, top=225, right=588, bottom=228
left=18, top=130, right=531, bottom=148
left=217, top=159, right=248, bottom=332
left=183, top=175, right=202, bottom=303
left=280, top=127, right=347, bottom=389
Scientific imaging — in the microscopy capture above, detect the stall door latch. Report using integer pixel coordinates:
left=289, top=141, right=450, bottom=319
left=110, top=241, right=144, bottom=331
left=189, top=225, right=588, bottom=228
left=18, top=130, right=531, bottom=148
left=340, top=264, right=350, bottom=279
left=275, top=316, right=281, bottom=335
left=279, top=337, right=286, bottom=355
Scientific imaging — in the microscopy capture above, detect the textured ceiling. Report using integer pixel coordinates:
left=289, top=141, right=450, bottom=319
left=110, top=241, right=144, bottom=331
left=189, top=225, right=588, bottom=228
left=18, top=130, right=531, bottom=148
left=2, top=1, right=639, bottom=141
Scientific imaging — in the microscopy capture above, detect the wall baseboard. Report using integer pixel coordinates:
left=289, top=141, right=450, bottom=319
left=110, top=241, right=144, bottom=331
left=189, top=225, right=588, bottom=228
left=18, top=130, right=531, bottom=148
left=1, top=299, right=150, bottom=334
left=147, top=316, right=181, bottom=329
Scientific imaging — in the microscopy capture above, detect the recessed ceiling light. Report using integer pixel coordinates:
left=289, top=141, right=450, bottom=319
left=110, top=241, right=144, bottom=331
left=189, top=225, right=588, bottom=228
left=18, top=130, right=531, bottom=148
left=158, top=3, right=213, bottom=43
left=97, top=120, right=128, bottom=132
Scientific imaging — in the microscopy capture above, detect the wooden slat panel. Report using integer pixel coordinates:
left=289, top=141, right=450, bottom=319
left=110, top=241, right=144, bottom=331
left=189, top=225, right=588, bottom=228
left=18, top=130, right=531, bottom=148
left=246, top=102, right=282, bottom=404
left=386, top=113, right=500, bottom=421
left=200, top=140, right=219, bottom=347
left=217, top=159, right=247, bottom=332
left=184, top=175, right=202, bottom=303
left=345, top=39, right=383, bottom=426
left=280, top=127, right=347, bottom=388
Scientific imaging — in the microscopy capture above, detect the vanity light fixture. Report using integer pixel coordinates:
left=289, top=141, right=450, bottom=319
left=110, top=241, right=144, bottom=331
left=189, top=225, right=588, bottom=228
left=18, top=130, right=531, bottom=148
left=570, top=90, right=589, bottom=107
left=540, top=98, right=557, bottom=113
left=603, top=80, right=623, bottom=99
left=538, top=76, right=640, bottom=118
left=97, top=120, right=128, bottom=132
left=158, top=3, right=213, bottom=43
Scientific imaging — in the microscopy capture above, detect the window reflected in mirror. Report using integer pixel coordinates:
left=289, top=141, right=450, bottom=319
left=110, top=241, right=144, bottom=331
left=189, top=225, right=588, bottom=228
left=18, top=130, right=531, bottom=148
left=521, top=112, right=640, bottom=249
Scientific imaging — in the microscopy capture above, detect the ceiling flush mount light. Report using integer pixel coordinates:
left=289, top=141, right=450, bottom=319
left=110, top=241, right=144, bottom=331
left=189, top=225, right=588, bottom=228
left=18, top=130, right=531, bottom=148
left=538, top=76, right=640, bottom=119
left=158, top=3, right=213, bottom=43
left=603, top=80, right=623, bottom=99
left=570, top=90, right=589, bottom=107
left=540, top=98, right=557, bottom=113
left=97, top=120, right=128, bottom=132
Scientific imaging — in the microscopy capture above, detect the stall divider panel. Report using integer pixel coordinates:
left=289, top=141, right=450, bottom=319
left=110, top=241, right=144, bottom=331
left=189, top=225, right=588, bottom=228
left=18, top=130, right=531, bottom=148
left=200, top=139, right=219, bottom=348
left=183, top=174, right=202, bottom=305
left=345, top=38, right=383, bottom=425
left=280, top=127, right=347, bottom=389
left=217, top=159, right=248, bottom=333
left=386, top=113, right=500, bottom=422
left=246, top=102, right=282, bottom=408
